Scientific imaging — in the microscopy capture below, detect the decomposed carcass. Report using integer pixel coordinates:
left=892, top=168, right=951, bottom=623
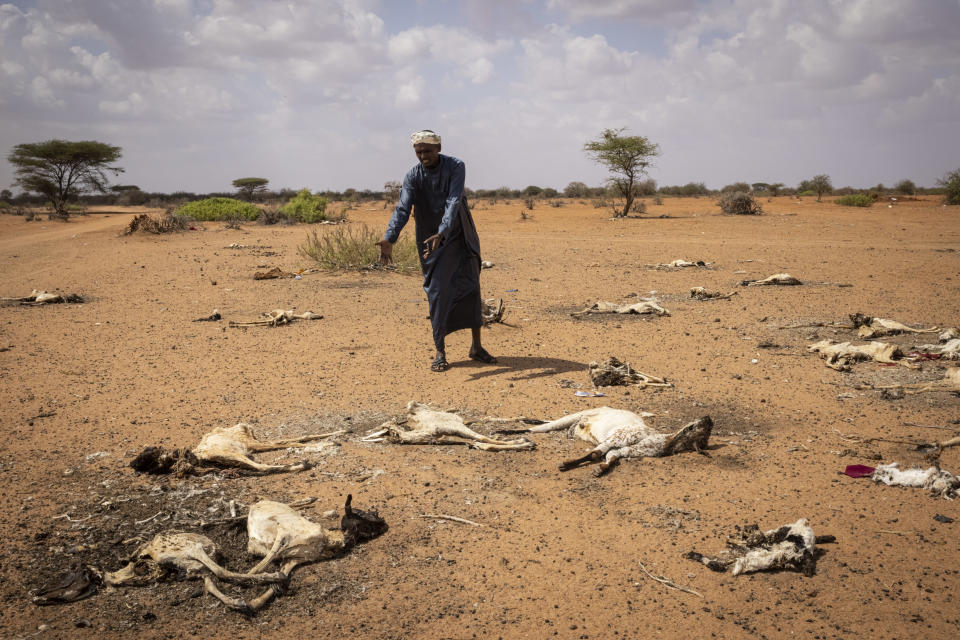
left=363, top=402, right=535, bottom=451
left=740, top=273, right=802, bottom=286
left=572, top=300, right=669, bottom=317
left=242, top=495, right=387, bottom=612
left=648, top=259, right=710, bottom=269
left=588, top=356, right=672, bottom=389
left=807, top=339, right=918, bottom=371
left=130, top=423, right=346, bottom=475
left=861, top=366, right=960, bottom=395
left=229, top=309, right=322, bottom=327
left=912, top=339, right=960, bottom=360
left=870, top=463, right=960, bottom=499
left=684, top=519, right=834, bottom=576
left=506, top=407, right=712, bottom=476
left=103, top=532, right=288, bottom=613
left=690, top=287, right=737, bottom=301
left=849, top=312, right=939, bottom=339
left=1, top=289, right=84, bottom=305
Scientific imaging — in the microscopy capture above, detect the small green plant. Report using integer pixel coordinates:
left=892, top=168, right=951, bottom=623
left=835, top=194, right=873, bottom=207
left=938, top=168, right=960, bottom=205
left=174, top=197, right=260, bottom=221
left=717, top=191, right=762, bottom=215
left=281, top=189, right=328, bottom=222
left=299, top=223, right=419, bottom=273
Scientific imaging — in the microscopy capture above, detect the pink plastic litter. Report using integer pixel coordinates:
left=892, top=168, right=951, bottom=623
left=844, top=464, right=876, bottom=478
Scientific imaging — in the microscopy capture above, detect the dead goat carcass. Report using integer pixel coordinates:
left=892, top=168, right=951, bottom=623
left=130, top=423, right=346, bottom=475
left=104, top=532, right=288, bottom=612
left=589, top=356, right=672, bottom=389
left=507, top=407, right=711, bottom=476
left=363, top=402, right=535, bottom=451
left=1, top=289, right=84, bottom=305
left=648, top=259, right=710, bottom=270
left=684, top=519, right=834, bottom=576
left=572, top=300, right=669, bottom=317
left=241, top=495, right=387, bottom=612
left=807, top=339, right=918, bottom=371
left=912, top=339, right=960, bottom=360
left=850, top=312, right=939, bottom=339
left=740, top=273, right=802, bottom=286
left=690, top=287, right=737, bottom=301
left=871, top=462, right=960, bottom=500
left=229, top=309, right=322, bottom=327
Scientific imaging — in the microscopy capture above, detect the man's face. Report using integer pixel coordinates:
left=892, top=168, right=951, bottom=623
left=414, top=143, right=441, bottom=168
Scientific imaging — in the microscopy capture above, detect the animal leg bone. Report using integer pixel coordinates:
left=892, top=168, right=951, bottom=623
left=243, top=430, right=347, bottom=452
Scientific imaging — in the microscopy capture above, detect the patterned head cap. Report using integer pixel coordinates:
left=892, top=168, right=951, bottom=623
left=410, top=130, right=441, bottom=145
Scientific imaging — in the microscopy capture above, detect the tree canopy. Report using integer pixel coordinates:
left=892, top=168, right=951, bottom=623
left=583, top=128, right=660, bottom=217
left=232, top=177, right=269, bottom=201
left=8, top=139, right=123, bottom=217
left=800, top=174, right=832, bottom=201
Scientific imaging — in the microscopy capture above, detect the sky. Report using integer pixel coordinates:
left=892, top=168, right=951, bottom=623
left=1, top=0, right=959, bottom=194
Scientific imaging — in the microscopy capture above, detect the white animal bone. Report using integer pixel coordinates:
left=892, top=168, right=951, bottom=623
left=572, top=300, right=669, bottom=317
left=866, top=367, right=960, bottom=395
left=807, top=339, right=918, bottom=370
left=685, top=519, right=828, bottom=576
left=871, top=462, right=960, bottom=500
left=192, top=423, right=346, bottom=473
left=103, top=532, right=287, bottom=612
left=229, top=309, right=322, bottom=327
left=518, top=407, right=712, bottom=475
left=741, top=273, right=801, bottom=286
left=367, top=402, right=534, bottom=451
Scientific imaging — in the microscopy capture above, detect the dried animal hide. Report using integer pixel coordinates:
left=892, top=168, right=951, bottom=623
left=482, top=298, right=505, bottom=325
left=572, top=300, right=670, bottom=317
left=871, top=462, right=960, bottom=499
left=740, top=273, right=802, bottom=286
left=684, top=519, right=833, bottom=576
left=807, top=339, right=917, bottom=370
left=588, top=356, right=672, bottom=389
left=253, top=267, right=294, bottom=280
left=32, top=565, right=101, bottom=605
left=648, top=259, right=710, bottom=269
left=366, top=402, right=534, bottom=451
left=689, top=287, right=737, bottom=301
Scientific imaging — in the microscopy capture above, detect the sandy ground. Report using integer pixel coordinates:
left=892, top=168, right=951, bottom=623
left=1, top=196, right=958, bottom=639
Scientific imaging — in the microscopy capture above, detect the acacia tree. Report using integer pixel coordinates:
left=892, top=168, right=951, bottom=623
left=8, top=140, right=123, bottom=218
left=801, top=174, right=832, bottom=201
left=583, top=128, right=660, bottom=217
left=939, top=168, right=960, bottom=205
left=232, top=177, right=269, bottom=201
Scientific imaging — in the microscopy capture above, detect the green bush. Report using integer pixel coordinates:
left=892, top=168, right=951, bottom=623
left=938, top=168, right=960, bottom=205
left=174, top=197, right=260, bottom=221
left=835, top=194, right=874, bottom=207
left=281, top=189, right=328, bottom=223
left=717, top=191, right=762, bottom=215
left=299, top=223, right=419, bottom=273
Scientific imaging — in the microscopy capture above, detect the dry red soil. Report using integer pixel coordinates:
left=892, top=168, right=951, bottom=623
left=1, top=196, right=958, bottom=639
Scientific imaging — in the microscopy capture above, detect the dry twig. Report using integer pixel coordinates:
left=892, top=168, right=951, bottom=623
left=637, top=561, right=702, bottom=598
left=419, top=514, right=484, bottom=527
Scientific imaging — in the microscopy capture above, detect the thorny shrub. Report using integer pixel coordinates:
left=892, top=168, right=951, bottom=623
left=281, top=189, right=329, bottom=223
left=299, top=223, right=419, bottom=273
left=174, top=197, right=260, bottom=221
left=717, top=191, right=762, bottom=215
left=835, top=194, right=874, bottom=207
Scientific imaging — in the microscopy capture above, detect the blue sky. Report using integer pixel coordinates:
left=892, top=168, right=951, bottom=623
left=1, top=0, right=958, bottom=193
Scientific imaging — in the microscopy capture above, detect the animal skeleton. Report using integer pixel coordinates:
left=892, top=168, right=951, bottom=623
left=509, top=407, right=712, bottom=475
left=684, top=519, right=833, bottom=576
left=807, top=339, right=918, bottom=370
left=648, top=259, right=709, bottom=269
left=740, top=273, right=802, bottom=286
left=243, top=496, right=387, bottom=612
left=103, top=532, right=288, bottom=613
left=482, top=298, right=506, bottom=325
left=572, top=300, right=669, bottom=317
left=690, top=287, right=737, bottom=300
left=131, top=423, right=346, bottom=475
left=588, top=356, right=672, bottom=388
left=363, top=402, right=534, bottom=451
left=229, top=309, right=323, bottom=327
left=1, top=290, right=84, bottom=305
left=871, top=462, right=959, bottom=500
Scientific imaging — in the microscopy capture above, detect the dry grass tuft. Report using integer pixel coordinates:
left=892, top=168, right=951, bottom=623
left=299, top=223, right=420, bottom=273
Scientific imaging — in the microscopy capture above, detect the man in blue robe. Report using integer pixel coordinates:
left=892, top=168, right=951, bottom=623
left=377, top=130, right=497, bottom=372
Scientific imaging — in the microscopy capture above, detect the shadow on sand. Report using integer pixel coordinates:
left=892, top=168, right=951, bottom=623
left=458, top=355, right=587, bottom=381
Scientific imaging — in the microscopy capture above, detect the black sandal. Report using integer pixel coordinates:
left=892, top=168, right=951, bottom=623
left=431, top=354, right=450, bottom=372
left=469, top=347, right=498, bottom=364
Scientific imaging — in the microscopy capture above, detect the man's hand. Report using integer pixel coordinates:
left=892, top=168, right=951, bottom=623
left=422, top=233, right=443, bottom=260
left=376, top=239, right=393, bottom=265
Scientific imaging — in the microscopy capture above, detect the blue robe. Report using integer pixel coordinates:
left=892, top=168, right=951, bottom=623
left=384, top=154, right=483, bottom=350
